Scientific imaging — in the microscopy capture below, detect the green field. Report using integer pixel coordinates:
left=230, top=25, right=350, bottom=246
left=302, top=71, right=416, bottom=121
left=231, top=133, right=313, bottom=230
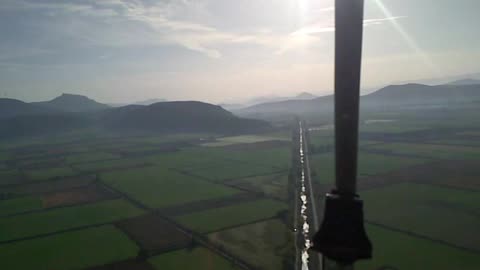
left=228, top=173, right=288, bottom=199
left=101, top=166, right=239, bottom=208
left=25, top=167, right=76, bottom=181
left=0, top=196, right=43, bottom=216
left=0, top=170, right=22, bottom=185
left=72, top=158, right=148, bottom=172
left=0, top=225, right=139, bottom=270
left=212, top=147, right=291, bottom=170
left=208, top=219, right=293, bottom=270
left=203, top=134, right=289, bottom=147
left=175, top=199, right=287, bottom=233
left=361, top=183, right=480, bottom=250
left=149, top=247, right=238, bottom=270
left=0, top=199, right=144, bottom=242
left=366, top=142, right=480, bottom=160
left=310, top=152, right=427, bottom=184
left=189, top=162, right=284, bottom=183
left=357, top=224, right=480, bottom=270
left=65, top=152, right=119, bottom=164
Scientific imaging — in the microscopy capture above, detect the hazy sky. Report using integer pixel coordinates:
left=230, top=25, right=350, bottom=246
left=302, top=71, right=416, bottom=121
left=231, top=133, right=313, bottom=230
left=1, top=0, right=479, bottom=103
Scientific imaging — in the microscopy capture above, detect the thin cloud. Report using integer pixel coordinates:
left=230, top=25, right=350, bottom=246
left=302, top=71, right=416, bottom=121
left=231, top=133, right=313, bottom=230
left=291, top=16, right=407, bottom=36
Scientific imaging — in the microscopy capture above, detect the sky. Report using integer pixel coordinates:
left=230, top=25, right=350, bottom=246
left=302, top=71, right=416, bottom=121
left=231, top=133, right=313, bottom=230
left=0, top=0, right=479, bottom=104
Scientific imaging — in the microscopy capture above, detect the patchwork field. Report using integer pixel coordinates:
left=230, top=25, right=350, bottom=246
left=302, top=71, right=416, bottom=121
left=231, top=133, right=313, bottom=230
left=0, top=225, right=139, bottom=270
left=175, top=199, right=287, bottom=233
left=310, top=152, right=427, bottom=184
left=6, top=117, right=480, bottom=270
left=101, top=166, right=239, bottom=208
left=227, top=173, right=289, bottom=200
left=148, top=247, right=239, bottom=270
left=208, top=219, right=293, bottom=270
left=362, top=183, right=480, bottom=251
left=0, top=199, right=144, bottom=242
left=357, top=224, right=480, bottom=270
left=0, top=196, right=43, bottom=216
left=365, top=142, right=480, bottom=160
left=202, top=134, right=290, bottom=147
left=116, top=213, right=191, bottom=254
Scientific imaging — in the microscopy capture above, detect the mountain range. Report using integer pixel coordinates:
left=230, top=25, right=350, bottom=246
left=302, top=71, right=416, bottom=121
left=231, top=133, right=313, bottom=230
left=237, top=81, right=480, bottom=116
left=0, top=95, right=267, bottom=139
left=32, top=93, right=110, bottom=113
left=2, top=79, right=479, bottom=139
left=220, top=92, right=318, bottom=110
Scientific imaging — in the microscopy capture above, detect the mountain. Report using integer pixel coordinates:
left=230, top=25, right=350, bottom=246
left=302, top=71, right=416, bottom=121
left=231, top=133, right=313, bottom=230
left=0, top=99, right=270, bottom=139
left=0, top=98, right=56, bottom=119
left=33, top=93, right=109, bottom=112
left=237, top=83, right=480, bottom=116
left=446, top=78, right=480, bottom=86
left=364, top=83, right=480, bottom=104
left=103, top=101, right=268, bottom=133
left=107, top=98, right=168, bottom=107
left=134, top=98, right=167, bottom=106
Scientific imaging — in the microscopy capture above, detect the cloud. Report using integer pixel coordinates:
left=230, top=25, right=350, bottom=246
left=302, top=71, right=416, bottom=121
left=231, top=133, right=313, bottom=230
left=290, top=16, right=406, bottom=36
left=2, top=0, right=291, bottom=58
left=0, top=1, right=406, bottom=59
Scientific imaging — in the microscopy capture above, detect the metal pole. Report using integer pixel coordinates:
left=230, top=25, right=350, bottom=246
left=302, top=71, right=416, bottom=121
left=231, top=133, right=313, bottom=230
left=334, top=0, right=364, bottom=196
left=311, top=0, right=371, bottom=266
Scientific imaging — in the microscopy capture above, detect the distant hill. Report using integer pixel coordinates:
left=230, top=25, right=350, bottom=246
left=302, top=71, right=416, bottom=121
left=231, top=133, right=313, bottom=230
left=363, top=83, right=480, bottom=105
left=0, top=98, right=56, bottom=119
left=295, top=92, right=317, bottom=99
left=108, top=98, right=167, bottom=107
left=33, top=93, right=109, bottom=112
left=237, top=83, right=480, bottom=116
left=134, top=98, right=167, bottom=106
left=0, top=99, right=270, bottom=139
left=446, top=78, right=480, bottom=86
left=103, top=101, right=268, bottom=133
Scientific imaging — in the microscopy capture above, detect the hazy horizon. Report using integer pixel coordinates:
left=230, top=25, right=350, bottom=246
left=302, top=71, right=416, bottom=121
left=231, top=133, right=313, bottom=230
left=1, top=0, right=479, bottom=104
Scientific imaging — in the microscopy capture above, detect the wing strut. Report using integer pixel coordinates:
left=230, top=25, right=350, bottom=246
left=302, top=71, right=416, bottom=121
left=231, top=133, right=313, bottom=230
left=311, top=0, right=372, bottom=267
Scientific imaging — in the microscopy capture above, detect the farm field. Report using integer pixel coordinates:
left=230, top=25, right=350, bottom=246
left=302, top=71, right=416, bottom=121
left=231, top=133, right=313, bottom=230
left=365, top=142, right=480, bottom=160
left=101, top=166, right=239, bottom=208
left=0, top=196, right=42, bottom=216
left=309, top=152, right=427, bottom=184
left=25, top=167, right=76, bottom=181
left=357, top=224, right=480, bottom=270
left=361, top=183, right=480, bottom=251
left=175, top=199, right=287, bottom=233
left=202, top=133, right=290, bottom=147
left=306, top=117, right=480, bottom=270
left=65, top=152, right=119, bottom=164
left=0, top=199, right=144, bottom=242
left=0, top=129, right=294, bottom=270
left=208, top=219, right=293, bottom=270
left=0, top=225, right=139, bottom=270
left=228, top=173, right=289, bottom=200
left=148, top=247, right=239, bottom=270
